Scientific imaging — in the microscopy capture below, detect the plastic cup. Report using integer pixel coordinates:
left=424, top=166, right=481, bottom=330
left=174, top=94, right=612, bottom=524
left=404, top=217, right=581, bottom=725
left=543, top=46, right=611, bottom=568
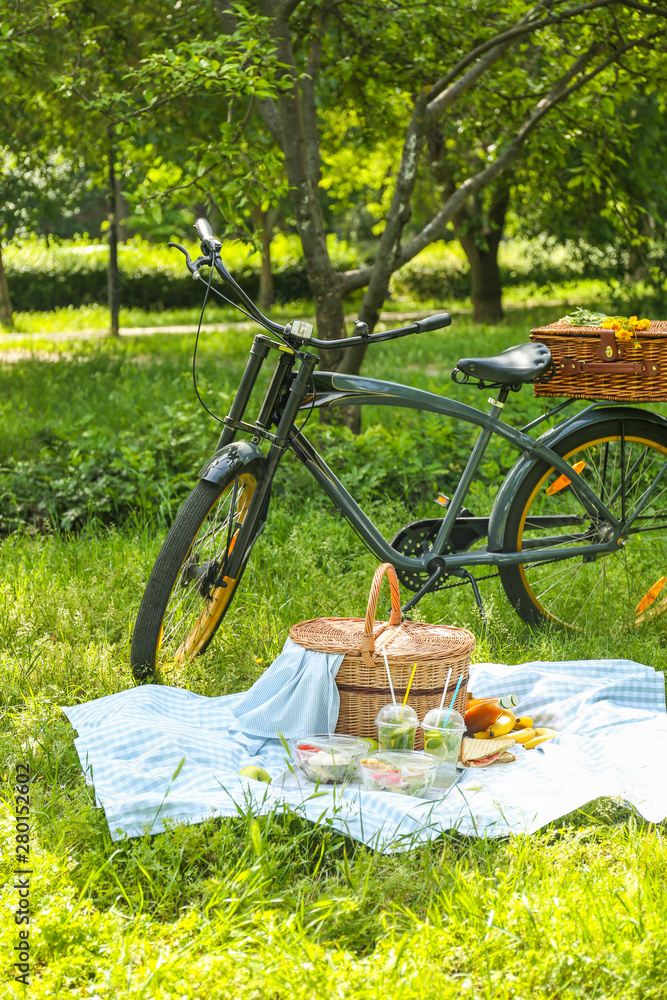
left=421, top=708, right=465, bottom=788
left=375, top=704, right=419, bottom=751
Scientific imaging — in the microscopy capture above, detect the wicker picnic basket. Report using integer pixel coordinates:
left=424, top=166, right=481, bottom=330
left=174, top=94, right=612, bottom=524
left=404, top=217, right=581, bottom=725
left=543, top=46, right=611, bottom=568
left=289, top=563, right=475, bottom=749
left=529, top=320, right=667, bottom=402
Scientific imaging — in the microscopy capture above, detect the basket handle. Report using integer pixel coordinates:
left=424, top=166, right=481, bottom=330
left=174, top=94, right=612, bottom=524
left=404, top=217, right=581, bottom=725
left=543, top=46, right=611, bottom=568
left=361, top=563, right=402, bottom=657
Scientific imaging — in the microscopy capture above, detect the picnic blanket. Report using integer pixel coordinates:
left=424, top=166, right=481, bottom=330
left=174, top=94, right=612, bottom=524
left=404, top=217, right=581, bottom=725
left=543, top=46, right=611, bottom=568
left=63, top=649, right=667, bottom=852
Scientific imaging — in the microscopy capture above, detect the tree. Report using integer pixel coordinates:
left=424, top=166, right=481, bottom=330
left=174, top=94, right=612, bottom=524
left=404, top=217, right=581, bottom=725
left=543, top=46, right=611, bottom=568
left=0, top=1, right=287, bottom=332
left=0, top=149, right=86, bottom=326
left=195, top=0, right=667, bottom=425
left=513, top=86, right=667, bottom=287
left=425, top=38, right=667, bottom=321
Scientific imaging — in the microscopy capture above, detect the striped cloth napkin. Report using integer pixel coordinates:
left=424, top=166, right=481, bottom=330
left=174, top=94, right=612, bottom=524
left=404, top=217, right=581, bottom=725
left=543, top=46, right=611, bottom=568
left=63, top=652, right=667, bottom=852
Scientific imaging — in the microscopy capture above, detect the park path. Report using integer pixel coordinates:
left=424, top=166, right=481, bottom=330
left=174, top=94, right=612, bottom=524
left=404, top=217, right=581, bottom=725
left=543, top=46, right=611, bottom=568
left=0, top=310, right=451, bottom=362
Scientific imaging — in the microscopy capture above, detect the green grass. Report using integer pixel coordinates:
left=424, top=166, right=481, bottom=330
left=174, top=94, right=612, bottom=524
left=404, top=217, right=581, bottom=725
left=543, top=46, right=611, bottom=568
left=2, top=292, right=667, bottom=997
left=6, top=299, right=322, bottom=335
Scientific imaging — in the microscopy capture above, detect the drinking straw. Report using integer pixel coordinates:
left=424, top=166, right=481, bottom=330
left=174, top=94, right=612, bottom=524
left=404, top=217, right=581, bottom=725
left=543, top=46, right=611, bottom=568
left=442, top=673, right=464, bottom=728
left=399, top=661, right=418, bottom=718
left=438, top=666, right=453, bottom=713
left=382, top=648, right=397, bottom=710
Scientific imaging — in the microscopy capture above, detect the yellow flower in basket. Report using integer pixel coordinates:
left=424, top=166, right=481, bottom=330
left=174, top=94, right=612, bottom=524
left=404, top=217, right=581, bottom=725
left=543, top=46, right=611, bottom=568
left=603, top=314, right=651, bottom=341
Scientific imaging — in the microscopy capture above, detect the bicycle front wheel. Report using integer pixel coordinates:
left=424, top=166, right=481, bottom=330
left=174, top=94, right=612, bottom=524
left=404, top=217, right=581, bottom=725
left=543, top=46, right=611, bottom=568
left=130, top=463, right=264, bottom=681
left=499, top=417, right=667, bottom=630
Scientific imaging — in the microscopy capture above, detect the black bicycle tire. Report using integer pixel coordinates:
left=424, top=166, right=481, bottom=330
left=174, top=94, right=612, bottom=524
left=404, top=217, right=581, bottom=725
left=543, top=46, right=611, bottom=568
left=130, top=465, right=264, bottom=681
left=498, top=416, right=667, bottom=628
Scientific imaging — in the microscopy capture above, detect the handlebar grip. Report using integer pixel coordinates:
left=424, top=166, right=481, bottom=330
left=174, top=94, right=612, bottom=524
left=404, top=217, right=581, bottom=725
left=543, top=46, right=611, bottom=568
left=415, top=313, right=452, bottom=333
left=194, top=217, right=214, bottom=242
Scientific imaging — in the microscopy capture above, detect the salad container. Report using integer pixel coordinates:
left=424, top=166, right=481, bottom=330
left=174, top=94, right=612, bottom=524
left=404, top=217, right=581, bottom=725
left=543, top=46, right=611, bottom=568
left=289, top=734, right=374, bottom=785
left=375, top=704, right=419, bottom=751
left=421, top=708, right=465, bottom=788
left=359, top=750, right=440, bottom=797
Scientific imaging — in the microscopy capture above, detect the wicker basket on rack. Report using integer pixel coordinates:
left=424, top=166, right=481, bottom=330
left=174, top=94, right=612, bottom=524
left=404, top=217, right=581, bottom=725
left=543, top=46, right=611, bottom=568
left=530, top=320, right=667, bottom=402
left=289, top=563, right=475, bottom=749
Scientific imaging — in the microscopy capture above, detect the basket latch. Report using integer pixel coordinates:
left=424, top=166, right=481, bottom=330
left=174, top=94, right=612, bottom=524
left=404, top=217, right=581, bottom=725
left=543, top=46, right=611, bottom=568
left=596, top=328, right=620, bottom=362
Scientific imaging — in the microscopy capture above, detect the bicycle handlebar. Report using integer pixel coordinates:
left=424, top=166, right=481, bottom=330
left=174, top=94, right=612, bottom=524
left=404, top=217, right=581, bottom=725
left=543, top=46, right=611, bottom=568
left=171, top=219, right=452, bottom=351
left=294, top=312, right=452, bottom=351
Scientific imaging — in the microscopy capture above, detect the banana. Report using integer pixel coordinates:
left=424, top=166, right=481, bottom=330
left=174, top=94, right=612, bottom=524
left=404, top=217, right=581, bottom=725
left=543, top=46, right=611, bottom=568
left=533, top=728, right=557, bottom=737
left=473, top=731, right=492, bottom=740
left=510, top=728, right=535, bottom=745
left=488, top=712, right=516, bottom=738
left=513, top=717, right=534, bottom=730
left=524, top=732, right=557, bottom=749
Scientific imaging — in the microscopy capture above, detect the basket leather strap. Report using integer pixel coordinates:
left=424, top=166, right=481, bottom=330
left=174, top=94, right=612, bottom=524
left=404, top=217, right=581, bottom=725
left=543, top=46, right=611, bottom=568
left=595, top=329, right=620, bottom=361
left=558, top=359, right=659, bottom=376
left=361, top=563, right=402, bottom=668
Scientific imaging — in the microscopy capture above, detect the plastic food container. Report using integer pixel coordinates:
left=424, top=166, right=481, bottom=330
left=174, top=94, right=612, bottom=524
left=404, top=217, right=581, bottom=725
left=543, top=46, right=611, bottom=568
left=375, top=704, right=419, bottom=751
left=359, top=750, right=440, bottom=797
left=289, top=734, right=374, bottom=785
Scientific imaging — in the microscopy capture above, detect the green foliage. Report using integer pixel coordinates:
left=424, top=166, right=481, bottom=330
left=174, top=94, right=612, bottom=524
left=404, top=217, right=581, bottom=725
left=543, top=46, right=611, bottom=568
left=515, top=89, right=667, bottom=265
left=3, top=234, right=367, bottom=312
left=7, top=231, right=643, bottom=318
left=0, top=148, right=88, bottom=244
left=389, top=236, right=628, bottom=303
left=0, top=416, right=197, bottom=534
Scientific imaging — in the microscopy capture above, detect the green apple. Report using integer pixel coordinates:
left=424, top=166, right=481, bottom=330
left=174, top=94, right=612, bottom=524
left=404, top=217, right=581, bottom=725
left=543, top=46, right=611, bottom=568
left=238, top=765, right=271, bottom=784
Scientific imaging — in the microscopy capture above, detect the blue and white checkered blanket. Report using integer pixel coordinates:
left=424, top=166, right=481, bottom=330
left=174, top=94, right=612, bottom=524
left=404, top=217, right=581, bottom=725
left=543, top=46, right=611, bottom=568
left=63, top=645, right=667, bottom=852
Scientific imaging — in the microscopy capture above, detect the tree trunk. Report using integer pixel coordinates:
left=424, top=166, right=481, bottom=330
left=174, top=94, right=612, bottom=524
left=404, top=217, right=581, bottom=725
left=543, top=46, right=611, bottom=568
left=107, top=135, right=120, bottom=337
left=115, top=172, right=129, bottom=244
left=458, top=232, right=504, bottom=323
left=453, top=180, right=510, bottom=325
left=0, top=245, right=13, bottom=327
left=259, top=223, right=274, bottom=312
left=250, top=204, right=275, bottom=311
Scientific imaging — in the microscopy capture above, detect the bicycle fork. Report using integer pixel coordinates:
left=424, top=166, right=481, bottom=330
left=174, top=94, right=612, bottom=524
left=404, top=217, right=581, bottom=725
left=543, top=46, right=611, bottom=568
left=218, top=348, right=318, bottom=581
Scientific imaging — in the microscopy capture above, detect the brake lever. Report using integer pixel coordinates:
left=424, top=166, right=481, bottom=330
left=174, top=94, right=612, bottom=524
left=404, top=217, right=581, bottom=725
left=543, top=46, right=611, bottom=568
left=167, top=242, right=212, bottom=279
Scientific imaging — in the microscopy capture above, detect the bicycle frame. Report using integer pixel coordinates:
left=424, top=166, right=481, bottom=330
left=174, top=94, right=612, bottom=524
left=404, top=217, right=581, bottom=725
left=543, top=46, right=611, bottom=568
left=291, top=372, right=663, bottom=569
left=200, top=332, right=667, bottom=590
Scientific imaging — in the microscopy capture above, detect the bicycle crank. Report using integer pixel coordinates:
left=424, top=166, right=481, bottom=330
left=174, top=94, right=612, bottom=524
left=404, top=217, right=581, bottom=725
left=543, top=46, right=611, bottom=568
left=390, top=514, right=488, bottom=592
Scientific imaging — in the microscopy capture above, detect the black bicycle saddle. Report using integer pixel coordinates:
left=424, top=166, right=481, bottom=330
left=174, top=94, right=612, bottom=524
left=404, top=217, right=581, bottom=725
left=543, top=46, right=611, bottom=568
left=454, top=342, right=552, bottom=385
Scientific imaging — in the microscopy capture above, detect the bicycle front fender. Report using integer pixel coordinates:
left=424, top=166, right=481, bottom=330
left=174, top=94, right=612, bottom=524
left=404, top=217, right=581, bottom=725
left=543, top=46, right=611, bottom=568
left=487, top=405, right=667, bottom=551
left=198, top=440, right=266, bottom=485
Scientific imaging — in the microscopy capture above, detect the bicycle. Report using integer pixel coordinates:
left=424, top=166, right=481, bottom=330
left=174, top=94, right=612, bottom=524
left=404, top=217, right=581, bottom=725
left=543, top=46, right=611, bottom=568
left=130, top=218, right=667, bottom=681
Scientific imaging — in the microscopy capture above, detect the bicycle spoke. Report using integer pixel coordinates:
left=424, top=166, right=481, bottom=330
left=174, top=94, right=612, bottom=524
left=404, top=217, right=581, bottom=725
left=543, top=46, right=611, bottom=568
left=156, top=480, right=254, bottom=659
left=504, top=427, right=667, bottom=629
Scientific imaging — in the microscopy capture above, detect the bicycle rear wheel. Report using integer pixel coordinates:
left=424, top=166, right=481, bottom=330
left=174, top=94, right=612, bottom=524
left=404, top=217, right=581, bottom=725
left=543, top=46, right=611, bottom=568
left=130, top=463, right=264, bottom=680
left=499, top=417, right=667, bottom=629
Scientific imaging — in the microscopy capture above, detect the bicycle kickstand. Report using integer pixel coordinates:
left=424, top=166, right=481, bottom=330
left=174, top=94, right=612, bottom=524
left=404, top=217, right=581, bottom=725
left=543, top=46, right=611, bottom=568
left=459, top=570, right=488, bottom=635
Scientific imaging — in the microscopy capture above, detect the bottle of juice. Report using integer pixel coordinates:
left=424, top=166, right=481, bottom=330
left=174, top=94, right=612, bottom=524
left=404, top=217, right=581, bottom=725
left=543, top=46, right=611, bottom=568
left=464, top=694, right=518, bottom=733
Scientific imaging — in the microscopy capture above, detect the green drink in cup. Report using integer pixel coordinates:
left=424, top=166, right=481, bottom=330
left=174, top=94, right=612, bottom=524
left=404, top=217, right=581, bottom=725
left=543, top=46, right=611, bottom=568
left=375, top=704, right=419, bottom=751
left=421, top=708, right=465, bottom=788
